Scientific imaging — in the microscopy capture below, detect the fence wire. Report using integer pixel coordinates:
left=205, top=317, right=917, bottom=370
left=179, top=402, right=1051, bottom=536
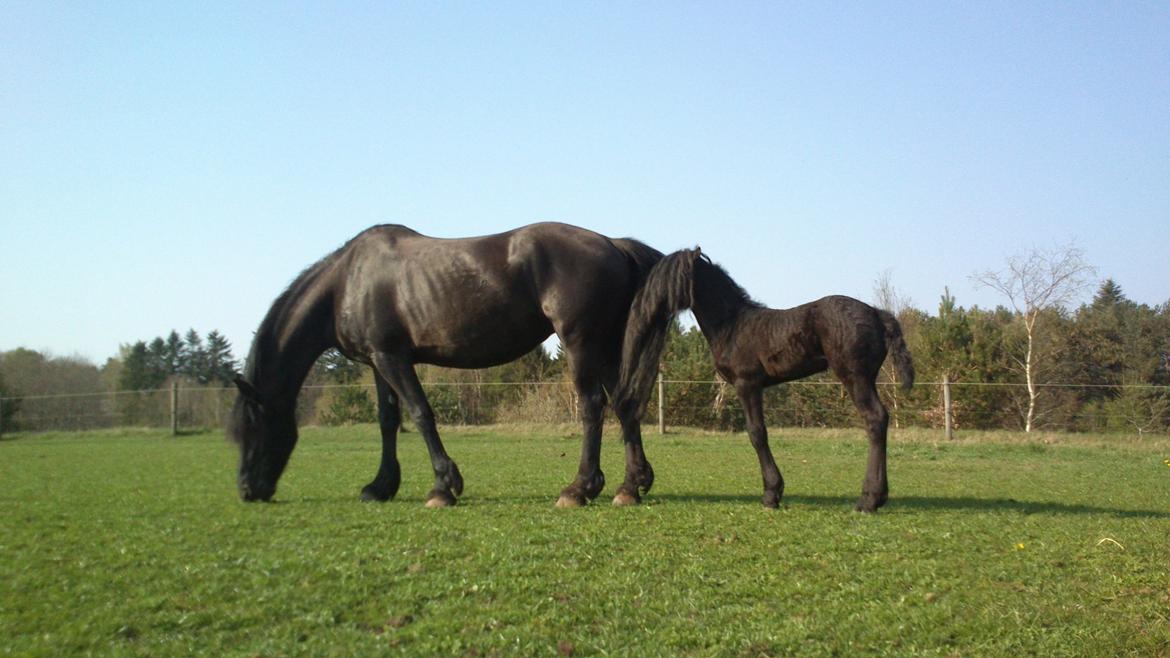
left=2, top=379, right=1168, bottom=436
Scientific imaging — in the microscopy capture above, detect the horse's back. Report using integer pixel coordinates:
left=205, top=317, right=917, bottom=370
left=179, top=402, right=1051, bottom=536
left=334, top=222, right=643, bottom=366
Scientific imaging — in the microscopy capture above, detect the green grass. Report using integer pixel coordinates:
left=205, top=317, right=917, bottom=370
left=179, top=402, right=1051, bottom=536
left=2, top=425, right=1169, bottom=657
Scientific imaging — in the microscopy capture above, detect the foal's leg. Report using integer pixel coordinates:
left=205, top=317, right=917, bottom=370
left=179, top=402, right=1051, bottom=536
left=846, top=378, right=890, bottom=513
left=370, top=352, right=463, bottom=508
left=556, top=353, right=607, bottom=508
left=611, top=368, right=655, bottom=507
left=360, top=374, right=402, bottom=502
left=737, top=384, right=784, bottom=508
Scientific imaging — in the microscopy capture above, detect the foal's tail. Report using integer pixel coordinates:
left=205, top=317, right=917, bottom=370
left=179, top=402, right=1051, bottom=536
left=878, top=309, right=915, bottom=392
left=613, top=248, right=703, bottom=418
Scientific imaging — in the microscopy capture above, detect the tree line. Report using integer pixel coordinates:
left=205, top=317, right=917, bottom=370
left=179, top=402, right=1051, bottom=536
left=118, top=330, right=237, bottom=390
left=0, top=329, right=240, bottom=433
left=306, top=274, right=1168, bottom=435
left=2, top=267, right=1168, bottom=436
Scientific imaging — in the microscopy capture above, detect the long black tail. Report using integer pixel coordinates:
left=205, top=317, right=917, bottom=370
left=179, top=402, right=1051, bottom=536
left=611, top=237, right=664, bottom=284
left=613, top=248, right=703, bottom=418
left=878, top=309, right=915, bottom=392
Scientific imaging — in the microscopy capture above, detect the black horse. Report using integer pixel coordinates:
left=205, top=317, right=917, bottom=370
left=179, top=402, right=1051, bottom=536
left=228, top=223, right=662, bottom=508
left=615, top=248, right=914, bottom=512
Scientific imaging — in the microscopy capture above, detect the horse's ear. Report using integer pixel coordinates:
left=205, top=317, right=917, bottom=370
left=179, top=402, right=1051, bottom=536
left=234, top=374, right=262, bottom=404
left=692, top=246, right=711, bottom=264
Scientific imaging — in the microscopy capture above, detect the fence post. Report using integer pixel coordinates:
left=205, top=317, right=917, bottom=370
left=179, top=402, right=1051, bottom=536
left=657, top=371, right=666, bottom=434
left=0, top=397, right=5, bottom=437
left=943, top=374, right=954, bottom=441
left=171, top=381, right=179, bottom=436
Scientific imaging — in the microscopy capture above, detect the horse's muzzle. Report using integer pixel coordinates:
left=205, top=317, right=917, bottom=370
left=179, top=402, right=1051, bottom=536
left=238, top=479, right=275, bottom=502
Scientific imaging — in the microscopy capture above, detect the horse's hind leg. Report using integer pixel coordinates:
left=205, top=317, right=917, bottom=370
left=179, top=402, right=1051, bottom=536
left=611, top=367, right=654, bottom=507
left=556, top=347, right=607, bottom=508
left=361, top=373, right=402, bottom=502
left=845, top=377, right=890, bottom=513
left=370, top=351, right=463, bottom=508
left=738, top=384, right=784, bottom=508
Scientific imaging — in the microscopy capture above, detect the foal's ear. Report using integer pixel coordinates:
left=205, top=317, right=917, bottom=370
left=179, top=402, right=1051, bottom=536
left=691, top=246, right=711, bottom=264
left=234, top=374, right=262, bottom=404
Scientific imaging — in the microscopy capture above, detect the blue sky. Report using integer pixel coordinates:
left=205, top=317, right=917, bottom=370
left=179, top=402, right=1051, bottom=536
left=2, top=2, right=1167, bottom=364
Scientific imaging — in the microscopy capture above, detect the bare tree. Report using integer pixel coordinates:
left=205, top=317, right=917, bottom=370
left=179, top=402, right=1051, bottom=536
left=972, top=244, right=1095, bottom=432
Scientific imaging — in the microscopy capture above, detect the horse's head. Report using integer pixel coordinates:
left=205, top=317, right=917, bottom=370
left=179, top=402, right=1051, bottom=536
left=227, top=374, right=298, bottom=502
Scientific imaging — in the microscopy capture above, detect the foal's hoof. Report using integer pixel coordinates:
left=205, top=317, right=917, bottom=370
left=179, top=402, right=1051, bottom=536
left=425, top=491, right=457, bottom=508
left=612, top=491, right=640, bottom=507
left=555, top=493, right=586, bottom=508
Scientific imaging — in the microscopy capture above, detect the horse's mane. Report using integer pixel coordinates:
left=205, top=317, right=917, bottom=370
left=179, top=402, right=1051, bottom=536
left=239, top=242, right=355, bottom=386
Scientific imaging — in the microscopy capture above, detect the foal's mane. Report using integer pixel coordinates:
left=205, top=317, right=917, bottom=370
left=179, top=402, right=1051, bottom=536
left=692, top=256, right=763, bottom=316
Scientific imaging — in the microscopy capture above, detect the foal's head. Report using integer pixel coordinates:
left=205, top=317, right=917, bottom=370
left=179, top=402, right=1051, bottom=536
left=226, top=375, right=298, bottom=502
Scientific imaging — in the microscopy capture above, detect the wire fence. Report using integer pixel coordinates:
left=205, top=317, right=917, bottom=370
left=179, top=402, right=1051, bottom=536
left=3, top=377, right=1168, bottom=438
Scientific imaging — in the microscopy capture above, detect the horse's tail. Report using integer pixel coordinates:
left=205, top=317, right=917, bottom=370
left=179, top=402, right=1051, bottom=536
left=878, top=309, right=915, bottom=392
left=613, top=248, right=703, bottom=418
left=611, top=237, right=665, bottom=287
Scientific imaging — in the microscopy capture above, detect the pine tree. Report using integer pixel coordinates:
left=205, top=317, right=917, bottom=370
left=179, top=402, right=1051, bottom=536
left=163, top=331, right=184, bottom=376
left=183, top=329, right=206, bottom=381
left=204, top=331, right=237, bottom=385
left=0, top=368, right=18, bottom=436
left=147, top=338, right=168, bottom=383
left=1091, top=279, right=1125, bottom=312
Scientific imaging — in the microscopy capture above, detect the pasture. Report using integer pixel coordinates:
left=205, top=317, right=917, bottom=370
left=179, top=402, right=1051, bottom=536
left=2, top=425, right=1168, bottom=657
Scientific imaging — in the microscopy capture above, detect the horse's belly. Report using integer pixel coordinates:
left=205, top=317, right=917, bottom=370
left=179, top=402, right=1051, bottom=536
left=411, top=317, right=553, bottom=368
left=401, top=288, right=553, bottom=367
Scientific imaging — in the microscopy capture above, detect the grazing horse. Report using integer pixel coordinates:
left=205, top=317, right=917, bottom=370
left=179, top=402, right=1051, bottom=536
left=615, top=248, right=914, bottom=512
left=227, top=223, right=662, bottom=508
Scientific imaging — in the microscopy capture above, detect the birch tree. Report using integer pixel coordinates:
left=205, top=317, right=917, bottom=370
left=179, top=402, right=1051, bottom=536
left=972, top=244, right=1095, bottom=432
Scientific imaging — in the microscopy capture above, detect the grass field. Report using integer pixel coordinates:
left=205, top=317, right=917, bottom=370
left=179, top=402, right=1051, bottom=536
left=2, top=424, right=1168, bottom=657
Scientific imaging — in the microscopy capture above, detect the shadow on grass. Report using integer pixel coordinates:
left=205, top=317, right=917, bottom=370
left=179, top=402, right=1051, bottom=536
left=250, top=490, right=1169, bottom=519
left=652, top=492, right=1170, bottom=518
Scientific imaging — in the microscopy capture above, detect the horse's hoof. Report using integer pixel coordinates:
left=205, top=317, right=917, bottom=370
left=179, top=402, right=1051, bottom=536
left=854, top=491, right=887, bottom=513
left=360, top=485, right=393, bottom=502
left=762, top=491, right=781, bottom=509
left=425, top=491, right=457, bottom=508
left=612, top=491, right=640, bottom=507
left=854, top=498, right=879, bottom=513
left=556, top=494, right=586, bottom=508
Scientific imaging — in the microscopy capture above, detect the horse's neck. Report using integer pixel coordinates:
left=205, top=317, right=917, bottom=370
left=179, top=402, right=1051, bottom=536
left=249, top=276, right=337, bottom=406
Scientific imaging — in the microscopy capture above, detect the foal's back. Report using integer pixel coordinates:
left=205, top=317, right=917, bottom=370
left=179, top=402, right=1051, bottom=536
left=727, top=296, right=887, bottom=385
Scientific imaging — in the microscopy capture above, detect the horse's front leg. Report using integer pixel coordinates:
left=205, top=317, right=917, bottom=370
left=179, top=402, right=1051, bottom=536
left=361, top=374, right=402, bottom=502
left=371, top=352, right=463, bottom=507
